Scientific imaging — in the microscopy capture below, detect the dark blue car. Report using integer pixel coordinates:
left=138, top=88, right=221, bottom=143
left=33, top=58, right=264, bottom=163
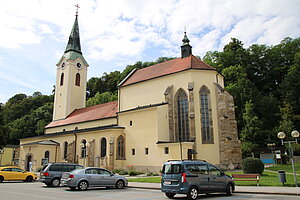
left=161, top=160, right=234, bottom=199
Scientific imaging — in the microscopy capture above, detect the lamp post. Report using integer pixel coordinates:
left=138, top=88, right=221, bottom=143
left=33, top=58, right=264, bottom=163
left=277, top=130, right=299, bottom=187
left=0, top=148, right=4, bottom=166
left=80, top=142, right=90, bottom=167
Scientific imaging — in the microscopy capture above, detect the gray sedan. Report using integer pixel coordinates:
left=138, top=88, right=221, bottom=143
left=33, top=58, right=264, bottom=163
left=61, top=167, right=128, bottom=191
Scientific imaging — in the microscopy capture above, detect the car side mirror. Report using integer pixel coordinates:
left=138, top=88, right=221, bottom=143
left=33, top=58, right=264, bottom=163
left=23, top=171, right=27, bottom=173
left=220, top=171, right=225, bottom=176
left=110, top=173, right=114, bottom=176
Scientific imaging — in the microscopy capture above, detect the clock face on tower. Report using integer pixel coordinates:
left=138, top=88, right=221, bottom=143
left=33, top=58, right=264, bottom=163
left=77, top=62, right=82, bottom=69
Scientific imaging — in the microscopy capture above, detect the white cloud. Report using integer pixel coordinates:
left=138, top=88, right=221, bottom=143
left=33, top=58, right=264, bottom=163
left=0, top=0, right=300, bottom=103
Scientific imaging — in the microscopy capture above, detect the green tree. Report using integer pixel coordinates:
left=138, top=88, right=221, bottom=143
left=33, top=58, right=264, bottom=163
left=86, top=92, right=118, bottom=107
left=240, top=100, right=264, bottom=145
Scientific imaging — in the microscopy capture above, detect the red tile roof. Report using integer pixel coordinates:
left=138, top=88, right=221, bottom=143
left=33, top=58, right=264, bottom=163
left=120, top=55, right=215, bottom=87
left=46, top=101, right=118, bottom=128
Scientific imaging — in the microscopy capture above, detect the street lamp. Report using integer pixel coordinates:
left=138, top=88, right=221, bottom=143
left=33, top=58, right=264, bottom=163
left=277, top=130, right=299, bottom=187
left=80, top=142, right=90, bottom=167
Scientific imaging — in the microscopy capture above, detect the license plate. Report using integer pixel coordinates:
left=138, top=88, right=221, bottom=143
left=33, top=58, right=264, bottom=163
left=164, top=181, right=171, bottom=185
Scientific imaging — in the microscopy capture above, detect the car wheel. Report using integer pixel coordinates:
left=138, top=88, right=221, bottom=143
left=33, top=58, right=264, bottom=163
left=24, top=176, right=33, bottom=182
left=187, top=186, right=198, bottom=200
left=226, top=184, right=234, bottom=196
left=51, top=178, right=60, bottom=187
left=78, top=181, right=88, bottom=191
left=69, top=186, right=76, bottom=190
left=165, top=192, right=176, bottom=199
left=115, top=180, right=125, bottom=189
left=0, top=176, right=4, bottom=183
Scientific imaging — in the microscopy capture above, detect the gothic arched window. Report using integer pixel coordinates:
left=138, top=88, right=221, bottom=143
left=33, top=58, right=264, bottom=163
left=175, top=89, right=190, bottom=141
left=60, top=73, right=64, bottom=86
left=116, top=136, right=125, bottom=160
left=100, top=138, right=107, bottom=158
left=44, top=151, right=50, bottom=160
left=81, top=139, right=87, bottom=158
left=63, top=141, right=68, bottom=159
left=75, top=73, right=80, bottom=86
left=200, top=86, right=214, bottom=143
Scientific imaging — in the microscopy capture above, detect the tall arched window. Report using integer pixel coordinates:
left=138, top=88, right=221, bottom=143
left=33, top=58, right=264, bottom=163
left=100, top=138, right=107, bottom=158
left=60, top=73, right=64, bottom=86
left=116, top=136, right=125, bottom=160
left=75, top=73, right=80, bottom=86
left=200, top=86, right=214, bottom=143
left=176, top=89, right=190, bottom=141
left=81, top=139, right=87, bottom=158
left=44, top=151, right=50, bottom=160
left=63, top=141, right=68, bottom=159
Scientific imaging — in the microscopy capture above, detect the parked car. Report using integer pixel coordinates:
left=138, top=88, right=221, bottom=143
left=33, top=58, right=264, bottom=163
left=0, top=166, right=37, bottom=182
left=61, top=167, right=128, bottom=191
left=161, top=160, right=234, bottom=199
left=40, top=163, right=83, bottom=187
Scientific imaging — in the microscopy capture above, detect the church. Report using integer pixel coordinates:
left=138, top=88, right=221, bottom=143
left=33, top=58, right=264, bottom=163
left=19, top=13, right=242, bottom=172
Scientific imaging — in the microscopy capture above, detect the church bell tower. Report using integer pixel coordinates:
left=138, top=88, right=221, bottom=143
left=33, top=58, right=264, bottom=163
left=53, top=8, right=88, bottom=121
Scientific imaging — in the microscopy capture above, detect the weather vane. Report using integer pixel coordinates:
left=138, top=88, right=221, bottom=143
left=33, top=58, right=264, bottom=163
left=75, top=4, right=80, bottom=16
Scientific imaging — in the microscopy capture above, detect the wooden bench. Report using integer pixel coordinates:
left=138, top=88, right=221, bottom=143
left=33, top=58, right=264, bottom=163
left=232, top=174, right=260, bottom=186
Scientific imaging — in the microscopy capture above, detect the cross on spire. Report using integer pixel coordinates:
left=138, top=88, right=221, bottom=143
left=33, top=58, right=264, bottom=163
left=75, top=4, right=80, bottom=16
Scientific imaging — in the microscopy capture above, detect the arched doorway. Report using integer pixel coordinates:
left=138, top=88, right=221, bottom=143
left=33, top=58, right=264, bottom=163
left=25, top=154, right=32, bottom=171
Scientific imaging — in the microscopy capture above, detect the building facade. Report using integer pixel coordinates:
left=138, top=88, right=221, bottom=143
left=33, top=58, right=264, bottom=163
left=19, top=15, right=242, bottom=172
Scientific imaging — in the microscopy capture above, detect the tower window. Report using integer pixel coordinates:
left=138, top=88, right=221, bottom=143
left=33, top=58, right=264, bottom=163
left=145, top=148, right=149, bottom=155
left=75, top=73, right=80, bottom=86
left=132, top=149, right=135, bottom=155
left=60, top=73, right=64, bottom=86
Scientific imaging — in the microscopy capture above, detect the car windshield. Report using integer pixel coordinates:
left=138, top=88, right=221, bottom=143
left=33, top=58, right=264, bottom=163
left=162, top=164, right=182, bottom=174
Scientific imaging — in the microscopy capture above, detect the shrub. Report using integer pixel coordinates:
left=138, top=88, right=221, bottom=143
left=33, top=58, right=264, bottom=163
left=112, top=169, right=128, bottom=175
left=293, top=144, right=300, bottom=156
left=242, top=157, right=264, bottom=175
left=128, top=169, right=142, bottom=176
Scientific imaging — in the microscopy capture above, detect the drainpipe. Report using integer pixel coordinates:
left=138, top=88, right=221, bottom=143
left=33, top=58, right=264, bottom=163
left=55, top=145, right=58, bottom=162
left=74, top=132, right=77, bottom=163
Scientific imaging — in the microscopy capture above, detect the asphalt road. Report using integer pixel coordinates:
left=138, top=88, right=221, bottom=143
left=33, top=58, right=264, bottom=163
left=0, top=181, right=299, bottom=200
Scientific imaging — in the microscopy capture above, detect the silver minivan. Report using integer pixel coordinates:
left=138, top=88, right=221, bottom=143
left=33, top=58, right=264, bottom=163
left=161, top=160, right=234, bottom=199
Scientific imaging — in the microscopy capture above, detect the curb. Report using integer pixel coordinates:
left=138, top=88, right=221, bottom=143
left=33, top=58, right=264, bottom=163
left=128, top=185, right=300, bottom=196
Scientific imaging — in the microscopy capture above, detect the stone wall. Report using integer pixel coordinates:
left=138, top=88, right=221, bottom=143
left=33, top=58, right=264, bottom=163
left=215, top=83, right=242, bottom=169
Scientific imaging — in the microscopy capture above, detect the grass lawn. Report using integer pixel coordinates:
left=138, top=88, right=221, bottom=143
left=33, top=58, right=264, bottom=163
left=266, top=163, right=300, bottom=174
left=128, top=170, right=300, bottom=187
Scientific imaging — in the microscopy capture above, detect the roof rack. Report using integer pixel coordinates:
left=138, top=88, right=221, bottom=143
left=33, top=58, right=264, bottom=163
left=167, top=159, right=207, bottom=162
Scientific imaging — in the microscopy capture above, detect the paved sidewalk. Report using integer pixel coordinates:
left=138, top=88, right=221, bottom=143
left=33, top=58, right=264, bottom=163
left=128, top=182, right=300, bottom=196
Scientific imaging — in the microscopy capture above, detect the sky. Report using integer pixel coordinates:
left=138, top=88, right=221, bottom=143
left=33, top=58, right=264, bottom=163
left=0, top=0, right=299, bottom=104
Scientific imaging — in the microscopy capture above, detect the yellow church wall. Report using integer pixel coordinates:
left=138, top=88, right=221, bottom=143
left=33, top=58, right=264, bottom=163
left=20, top=127, right=125, bottom=171
left=120, top=69, right=223, bottom=165
left=191, top=71, right=223, bottom=165
left=45, top=117, right=117, bottom=134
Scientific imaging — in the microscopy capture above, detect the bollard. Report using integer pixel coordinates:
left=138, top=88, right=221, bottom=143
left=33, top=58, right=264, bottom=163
left=278, top=170, right=286, bottom=185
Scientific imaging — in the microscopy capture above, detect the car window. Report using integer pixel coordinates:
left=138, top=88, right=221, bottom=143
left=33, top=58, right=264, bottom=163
left=11, top=168, right=23, bottom=172
left=162, top=164, right=182, bottom=174
left=49, top=165, right=62, bottom=171
left=99, top=169, right=111, bottom=176
left=186, top=164, right=209, bottom=175
left=208, top=165, right=222, bottom=176
left=1, top=168, right=12, bottom=172
left=85, top=168, right=98, bottom=174
left=61, top=165, right=75, bottom=172
left=75, top=165, right=83, bottom=169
